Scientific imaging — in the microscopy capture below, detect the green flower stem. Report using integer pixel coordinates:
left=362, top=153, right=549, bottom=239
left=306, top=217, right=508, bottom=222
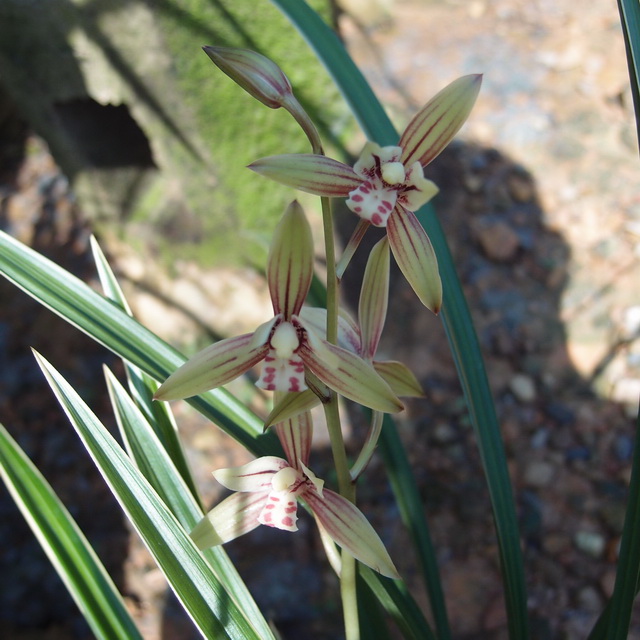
left=285, top=95, right=324, bottom=156
left=296, top=93, right=359, bottom=635
left=350, top=410, right=383, bottom=482
left=336, top=219, right=370, bottom=280
left=320, top=190, right=360, bottom=638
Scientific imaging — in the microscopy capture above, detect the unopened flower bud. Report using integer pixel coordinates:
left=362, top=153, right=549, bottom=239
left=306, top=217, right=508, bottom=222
left=203, top=45, right=293, bottom=109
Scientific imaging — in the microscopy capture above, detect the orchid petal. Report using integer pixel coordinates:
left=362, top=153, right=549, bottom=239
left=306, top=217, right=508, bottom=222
left=387, top=207, right=442, bottom=313
left=273, top=410, right=314, bottom=468
left=399, top=74, right=482, bottom=168
left=267, top=201, right=314, bottom=318
left=299, top=331, right=403, bottom=413
left=300, top=462, right=324, bottom=497
left=249, top=154, right=360, bottom=197
left=352, top=143, right=402, bottom=178
left=374, top=360, right=425, bottom=398
left=304, top=488, right=400, bottom=579
left=401, top=164, right=439, bottom=211
left=257, top=349, right=307, bottom=392
left=346, top=181, right=397, bottom=227
left=154, top=333, right=268, bottom=401
left=359, top=236, right=390, bottom=359
left=250, top=316, right=279, bottom=349
left=258, top=488, right=299, bottom=531
left=213, top=456, right=289, bottom=492
left=299, top=306, right=362, bottom=354
left=190, top=491, right=267, bottom=548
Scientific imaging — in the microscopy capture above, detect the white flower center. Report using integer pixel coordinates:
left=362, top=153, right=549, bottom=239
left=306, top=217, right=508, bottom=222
left=270, top=321, right=299, bottom=359
left=271, top=466, right=298, bottom=492
left=381, top=161, right=405, bottom=185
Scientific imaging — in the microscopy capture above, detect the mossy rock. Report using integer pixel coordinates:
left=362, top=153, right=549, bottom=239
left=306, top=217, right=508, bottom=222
left=0, top=0, right=354, bottom=267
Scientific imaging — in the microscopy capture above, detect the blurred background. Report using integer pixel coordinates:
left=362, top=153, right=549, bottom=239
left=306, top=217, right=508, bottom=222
left=1, top=0, right=639, bottom=638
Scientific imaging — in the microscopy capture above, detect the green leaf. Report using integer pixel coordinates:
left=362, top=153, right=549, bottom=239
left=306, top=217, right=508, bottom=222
left=587, top=406, right=640, bottom=640
left=104, top=368, right=275, bottom=639
left=33, top=351, right=268, bottom=640
left=379, top=415, right=451, bottom=639
left=90, top=236, right=201, bottom=504
left=0, top=423, right=143, bottom=640
left=0, top=230, right=278, bottom=458
left=358, top=566, right=436, bottom=640
left=271, top=2, right=529, bottom=637
left=618, top=0, right=640, bottom=156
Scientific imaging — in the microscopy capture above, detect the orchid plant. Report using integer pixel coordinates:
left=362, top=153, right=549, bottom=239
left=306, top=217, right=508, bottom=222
left=150, top=44, right=480, bottom=637
left=8, top=3, right=638, bottom=638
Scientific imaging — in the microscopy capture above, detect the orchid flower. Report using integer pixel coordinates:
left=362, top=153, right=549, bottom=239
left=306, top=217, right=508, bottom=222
left=249, top=74, right=482, bottom=312
left=155, top=201, right=402, bottom=414
left=266, top=237, right=421, bottom=427
left=190, top=413, right=400, bottom=579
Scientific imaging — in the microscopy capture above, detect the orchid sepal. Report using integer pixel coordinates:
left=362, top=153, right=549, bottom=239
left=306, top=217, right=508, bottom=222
left=374, top=360, right=425, bottom=398
left=190, top=491, right=266, bottom=548
left=299, top=333, right=403, bottom=413
left=359, top=236, right=390, bottom=359
left=249, top=154, right=360, bottom=197
left=299, top=307, right=362, bottom=355
left=268, top=200, right=314, bottom=319
left=273, top=411, right=313, bottom=470
left=202, top=46, right=294, bottom=110
left=400, top=73, right=483, bottom=168
left=387, top=207, right=442, bottom=313
left=154, top=333, right=268, bottom=401
left=304, top=488, right=400, bottom=579
left=265, top=389, right=321, bottom=428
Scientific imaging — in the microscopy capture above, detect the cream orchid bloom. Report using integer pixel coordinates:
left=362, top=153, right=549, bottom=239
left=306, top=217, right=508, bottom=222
left=155, top=201, right=402, bottom=414
left=249, top=74, right=482, bottom=313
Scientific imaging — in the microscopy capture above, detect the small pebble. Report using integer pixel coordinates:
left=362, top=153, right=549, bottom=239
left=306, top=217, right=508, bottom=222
left=475, top=220, right=521, bottom=262
left=623, top=305, right=640, bottom=338
left=524, top=460, right=555, bottom=488
left=574, top=531, right=606, bottom=558
left=577, top=586, right=603, bottom=613
left=510, top=374, right=536, bottom=402
left=613, top=434, right=633, bottom=462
